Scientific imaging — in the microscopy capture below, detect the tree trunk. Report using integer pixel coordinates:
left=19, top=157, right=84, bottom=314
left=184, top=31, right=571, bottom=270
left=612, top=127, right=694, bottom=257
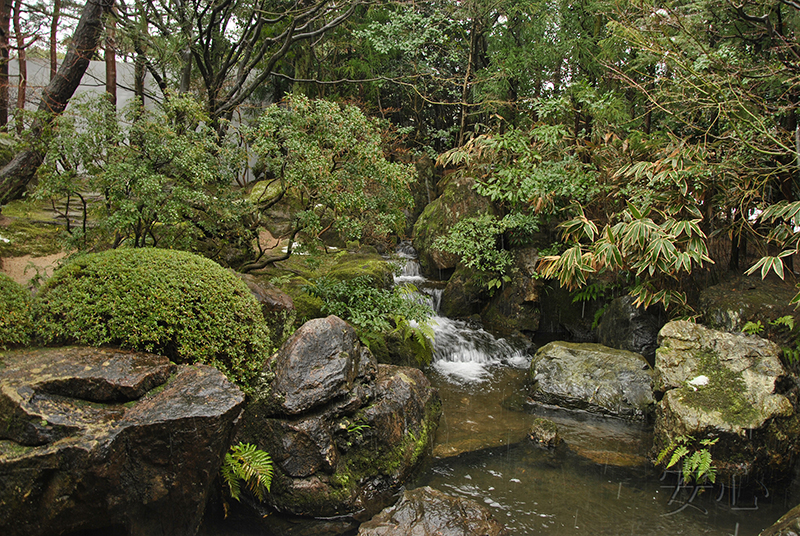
left=50, top=0, right=61, bottom=80
left=12, top=0, right=23, bottom=134
left=0, top=0, right=114, bottom=207
left=105, top=13, right=116, bottom=107
left=0, top=0, right=11, bottom=128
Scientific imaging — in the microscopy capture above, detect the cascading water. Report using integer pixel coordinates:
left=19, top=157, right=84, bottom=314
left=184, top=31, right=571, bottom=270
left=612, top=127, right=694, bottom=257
left=393, top=242, right=529, bottom=383
left=393, top=242, right=798, bottom=535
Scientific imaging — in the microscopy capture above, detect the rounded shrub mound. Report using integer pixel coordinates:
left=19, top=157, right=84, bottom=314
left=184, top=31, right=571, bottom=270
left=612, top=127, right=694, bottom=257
left=35, top=248, right=271, bottom=387
left=0, top=273, right=33, bottom=349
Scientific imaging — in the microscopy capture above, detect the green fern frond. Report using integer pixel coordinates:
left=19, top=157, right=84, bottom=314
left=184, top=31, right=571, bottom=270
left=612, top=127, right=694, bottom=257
left=221, top=442, right=273, bottom=502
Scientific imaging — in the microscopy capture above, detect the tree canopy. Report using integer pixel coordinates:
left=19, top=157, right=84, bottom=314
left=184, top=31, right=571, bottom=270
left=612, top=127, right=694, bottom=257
left=3, top=0, right=800, bottom=310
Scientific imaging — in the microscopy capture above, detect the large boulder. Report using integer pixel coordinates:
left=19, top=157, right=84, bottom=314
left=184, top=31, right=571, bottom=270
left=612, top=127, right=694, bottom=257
left=440, top=263, right=489, bottom=318
left=412, top=174, right=494, bottom=275
left=529, top=341, right=654, bottom=420
left=479, top=247, right=542, bottom=338
left=236, top=272, right=296, bottom=346
left=699, top=275, right=799, bottom=335
left=357, top=486, right=508, bottom=536
left=237, top=316, right=441, bottom=519
left=597, top=296, right=666, bottom=364
left=653, top=320, right=800, bottom=481
left=0, top=346, right=244, bottom=536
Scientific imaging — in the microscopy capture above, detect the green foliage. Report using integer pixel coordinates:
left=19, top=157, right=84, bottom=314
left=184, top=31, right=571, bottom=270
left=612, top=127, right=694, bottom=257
left=0, top=274, right=33, bottom=349
left=34, top=248, right=271, bottom=388
left=221, top=442, right=273, bottom=502
left=36, top=94, right=249, bottom=258
left=247, top=94, right=415, bottom=260
left=657, top=435, right=718, bottom=485
left=433, top=212, right=538, bottom=293
left=304, top=275, right=434, bottom=365
left=742, top=320, right=765, bottom=336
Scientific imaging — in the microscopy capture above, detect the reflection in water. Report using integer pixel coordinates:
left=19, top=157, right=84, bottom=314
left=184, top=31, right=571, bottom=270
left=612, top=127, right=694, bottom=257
left=419, top=365, right=799, bottom=536
left=395, top=243, right=799, bottom=535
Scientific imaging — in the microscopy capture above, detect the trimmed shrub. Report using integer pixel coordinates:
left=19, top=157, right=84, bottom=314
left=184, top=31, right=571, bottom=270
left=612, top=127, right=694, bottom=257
left=35, top=248, right=271, bottom=387
left=0, top=273, right=33, bottom=349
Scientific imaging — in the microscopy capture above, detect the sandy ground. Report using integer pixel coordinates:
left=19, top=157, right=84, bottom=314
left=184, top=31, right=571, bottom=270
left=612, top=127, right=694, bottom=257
left=1, top=252, right=67, bottom=288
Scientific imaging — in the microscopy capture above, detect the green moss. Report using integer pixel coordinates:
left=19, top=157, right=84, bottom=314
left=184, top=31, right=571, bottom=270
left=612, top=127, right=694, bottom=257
left=678, top=349, right=760, bottom=427
left=34, top=248, right=271, bottom=389
left=326, top=254, right=394, bottom=289
left=0, top=220, right=62, bottom=258
left=0, top=439, right=34, bottom=460
left=0, top=273, right=34, bottom=349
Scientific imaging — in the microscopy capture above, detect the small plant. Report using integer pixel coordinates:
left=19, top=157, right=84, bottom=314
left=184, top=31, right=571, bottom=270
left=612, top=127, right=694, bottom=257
left=770, top=315, right=800, bottom=366
left=742, top=320, right=764, bottom=335
left=220, top=442, right=274, bottom=502
left=657, top=435, right=718, bottom=485
left=304, top=275, right=435, bottom=365
left=347, top=420, right=370, bottom=438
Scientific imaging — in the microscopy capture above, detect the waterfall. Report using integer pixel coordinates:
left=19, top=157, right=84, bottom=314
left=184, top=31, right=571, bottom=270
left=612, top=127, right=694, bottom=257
left=394, top=242, right=529, bottom=383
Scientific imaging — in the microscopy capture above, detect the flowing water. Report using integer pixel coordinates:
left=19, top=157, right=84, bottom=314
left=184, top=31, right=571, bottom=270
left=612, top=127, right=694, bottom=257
left=202, top=247, right=800, bottom=535
left=394, top=243, right=800, bottom=536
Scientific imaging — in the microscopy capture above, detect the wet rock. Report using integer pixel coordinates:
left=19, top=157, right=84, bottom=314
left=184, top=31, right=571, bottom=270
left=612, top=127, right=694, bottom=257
left=653, top=320, right=800, bottom=481
left=699, top=275, right=799, bottom=334
left=441, top=264, right=489, bottom=318
left=597, top=296, right=665, bottom=364
left=0, top=346, right=244, bottom=536
left=759, top=503, right=800, bottom=536
left=480, top=247, right=542, bottom=337
left=529, top=417, right=561, bottom=448
left=236, top=272, right=296, bottom=345
left=357, top=486, right=508, bottom=536
left=412, top=174, right=495, bottom=274
left=238, top=316, right=441, bottom=519
left=268, top=316, right=377, bottom=416
left=529, top=341, right=654, bottom=419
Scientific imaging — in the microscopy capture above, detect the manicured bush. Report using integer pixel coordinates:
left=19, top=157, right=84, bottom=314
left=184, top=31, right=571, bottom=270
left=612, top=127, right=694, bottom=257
left=0, top=273, right=33, bottom=349
left=35, top=248, right=272, bottom=387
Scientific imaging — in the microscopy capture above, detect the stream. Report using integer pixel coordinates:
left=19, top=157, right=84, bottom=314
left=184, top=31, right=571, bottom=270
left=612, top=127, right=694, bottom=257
left=202, top=247, right=800, bottom=535
left=395, top=242, right=800, bottom=535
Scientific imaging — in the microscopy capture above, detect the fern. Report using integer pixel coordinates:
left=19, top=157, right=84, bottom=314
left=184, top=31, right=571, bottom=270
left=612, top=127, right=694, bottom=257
left=392, top=314, right=435, bottom=366
left=742, top=320, right=764, bottom=335
left=657, top=435, right=717, bottom=484
left=221, top=442, right=274, bottom=502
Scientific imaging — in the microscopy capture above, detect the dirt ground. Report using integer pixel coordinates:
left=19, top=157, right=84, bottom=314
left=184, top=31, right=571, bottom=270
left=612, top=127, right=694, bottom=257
left=1, top=252, right=66, bottom=288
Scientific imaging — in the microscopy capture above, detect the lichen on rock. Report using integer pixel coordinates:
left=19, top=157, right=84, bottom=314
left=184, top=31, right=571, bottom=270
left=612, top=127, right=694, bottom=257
left=652, top=320, right=799, bottom=481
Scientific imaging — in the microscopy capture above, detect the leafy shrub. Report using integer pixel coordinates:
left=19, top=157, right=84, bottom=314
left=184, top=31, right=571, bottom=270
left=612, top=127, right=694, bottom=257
left=34, top=248, right=271, bottom=387
left=0, top=273, right=33, bottom=349
left=304, top=275, right=434, bottom=365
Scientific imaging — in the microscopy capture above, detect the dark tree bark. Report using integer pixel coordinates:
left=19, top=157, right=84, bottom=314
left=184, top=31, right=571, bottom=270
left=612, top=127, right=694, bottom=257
left=105, top=13, right=116, bottom=107
left=12, top=0, right=26, bottom=134
left=50, top=0, right=61, bottom=80
left=0, top=0, right=11, bottom=128
left=0, top=0, right=114, bottom=206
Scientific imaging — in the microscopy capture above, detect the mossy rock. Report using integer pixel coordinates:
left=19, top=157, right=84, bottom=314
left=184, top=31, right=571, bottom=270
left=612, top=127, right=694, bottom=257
left=33, top=248, right=272, bottom=388
left=412, top=173, right=494, bottom=274
left=653, top=320, right=799, bottom=480
left=0, top=273, right=33, bottom=349
left=441, top=263, right=490, bottom=318
left=326, top=253, right=395, bottom=289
